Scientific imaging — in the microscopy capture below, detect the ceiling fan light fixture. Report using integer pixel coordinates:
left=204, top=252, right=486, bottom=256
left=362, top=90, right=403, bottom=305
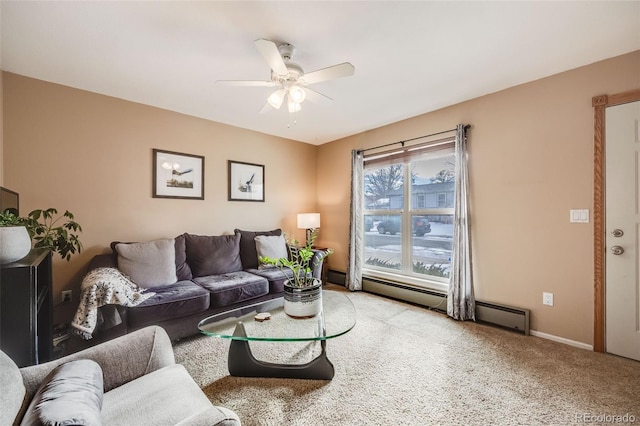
left=288, top=85, right=306, bottom=104
left=287, top=98, right=302, bottom=113
left=267, top=88, right=286, bottom=109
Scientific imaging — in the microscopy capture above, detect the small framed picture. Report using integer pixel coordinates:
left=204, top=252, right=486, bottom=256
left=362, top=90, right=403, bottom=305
left=228, top=160, right=265, bottom=202
left=153, top=149, right=204, bottom=200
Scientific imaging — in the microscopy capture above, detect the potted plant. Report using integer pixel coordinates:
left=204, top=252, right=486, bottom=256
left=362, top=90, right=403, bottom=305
left=0, top=208, right=83, bottom=263
left=0, top=211, right=32, bottom=264
left=260, top=229, right=332, bottom=318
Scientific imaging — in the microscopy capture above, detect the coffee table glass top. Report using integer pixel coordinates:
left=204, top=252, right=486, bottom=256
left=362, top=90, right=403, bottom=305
left=198, top=290, right=356, bottom=342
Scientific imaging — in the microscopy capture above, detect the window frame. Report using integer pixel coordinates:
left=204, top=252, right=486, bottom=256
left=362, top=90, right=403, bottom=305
left=362, top=141, right=455, bottom=291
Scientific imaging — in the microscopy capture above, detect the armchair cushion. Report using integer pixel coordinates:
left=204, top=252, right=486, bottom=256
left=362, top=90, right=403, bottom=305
left=20, top=360, right=103, bottom=426
left=101, top=364, right=234, bottom=426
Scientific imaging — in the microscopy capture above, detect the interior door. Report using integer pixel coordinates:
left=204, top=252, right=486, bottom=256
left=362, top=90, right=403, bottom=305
left=605, top=100, right=640, bottom=361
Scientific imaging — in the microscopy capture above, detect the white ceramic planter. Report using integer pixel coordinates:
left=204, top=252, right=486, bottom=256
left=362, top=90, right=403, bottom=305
left=0, top=226, right=32, bottom=264
left=283, top=279, right=322, bottom=318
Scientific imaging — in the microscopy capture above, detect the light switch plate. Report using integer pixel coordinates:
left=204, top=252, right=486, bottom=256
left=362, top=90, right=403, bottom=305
left=570, top=209, right=589, bottom=223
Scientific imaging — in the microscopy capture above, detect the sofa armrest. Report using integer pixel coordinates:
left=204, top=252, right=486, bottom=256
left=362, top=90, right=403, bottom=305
left=310, top=248, right=328, bottom=280
left=88, top=253, right=118, bottom=270
left=20, top=326, right=174, bottom=397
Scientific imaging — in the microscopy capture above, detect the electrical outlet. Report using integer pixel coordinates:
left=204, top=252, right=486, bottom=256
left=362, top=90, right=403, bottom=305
left=542, top=292, right=554, bottom=306
left=61, top=290, right=72, bottom=303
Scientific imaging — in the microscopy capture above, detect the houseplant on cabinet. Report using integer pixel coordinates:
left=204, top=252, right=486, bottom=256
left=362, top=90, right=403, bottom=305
left=0, top=208, right=83, bottom=263
left=260, top=229, right=332, bottom=318
left=0, top=212, right=32, bottom=264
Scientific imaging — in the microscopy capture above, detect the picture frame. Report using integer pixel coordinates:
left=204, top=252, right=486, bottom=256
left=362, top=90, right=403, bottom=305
left=228, top=160, right=265, bottom=202
left=153, top=149, right=204, bottom=200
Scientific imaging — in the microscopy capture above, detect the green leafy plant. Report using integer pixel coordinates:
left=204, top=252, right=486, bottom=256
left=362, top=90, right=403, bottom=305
left=19, top=208, right=83, bottom=261
left=413, top=262, right=450, bottom=278
left=259, top=229, right=333, bottom=288
left=0, top=211, right=25, bottom=227
left=365, top=257, right=401, bottom=270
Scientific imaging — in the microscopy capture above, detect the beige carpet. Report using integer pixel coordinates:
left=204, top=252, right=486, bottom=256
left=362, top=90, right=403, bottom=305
left=174, top=286, right=640, bottom=426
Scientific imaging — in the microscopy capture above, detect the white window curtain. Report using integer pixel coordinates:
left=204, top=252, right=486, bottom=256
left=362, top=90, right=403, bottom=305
left=346, top=149, right=364, bottom=291
left=447, top=124, right=475, bottom=320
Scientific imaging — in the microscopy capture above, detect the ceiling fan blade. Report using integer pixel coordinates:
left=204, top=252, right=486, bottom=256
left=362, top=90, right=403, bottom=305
left=259, top=102, right=274, bottom=114
left=216, top=80, right=276, bottom=87
left=303, top=87, right=333, bottom=105
left=300, top=62, right=355, bottom=85
left=254, top=39, right=288, bottom=76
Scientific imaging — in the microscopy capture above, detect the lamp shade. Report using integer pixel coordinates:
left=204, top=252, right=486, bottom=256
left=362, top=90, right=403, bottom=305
left=297, top=213, right=320, bottom=229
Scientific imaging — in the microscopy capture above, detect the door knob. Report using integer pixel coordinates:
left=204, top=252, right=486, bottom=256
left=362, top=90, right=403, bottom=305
left=611, top=246, right=624, bottom=255
left=611, top=229, right=624, bottom=237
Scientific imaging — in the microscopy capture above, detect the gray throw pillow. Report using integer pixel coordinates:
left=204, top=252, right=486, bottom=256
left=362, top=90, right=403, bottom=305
left=255, top=235, right=288, bottom=267
left=174, top=233, right=193, bottom=281
left=20, top=360, right=104, bottom=426
left=234, top=228, right=282, bottom=269
left=116, top=239, right=178, bottom=288
left=184, top=233, right=242, bottom=277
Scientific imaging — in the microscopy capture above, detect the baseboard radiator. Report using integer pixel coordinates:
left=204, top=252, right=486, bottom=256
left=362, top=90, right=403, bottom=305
left=327, top=269, right=530, bottom=335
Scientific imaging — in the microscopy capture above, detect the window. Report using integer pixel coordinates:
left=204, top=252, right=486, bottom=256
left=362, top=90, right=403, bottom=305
left=363, top=144, right=455, bottom=290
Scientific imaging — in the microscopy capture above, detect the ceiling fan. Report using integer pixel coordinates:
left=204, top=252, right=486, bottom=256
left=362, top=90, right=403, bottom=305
left=217, top=39, right=355, bottom=114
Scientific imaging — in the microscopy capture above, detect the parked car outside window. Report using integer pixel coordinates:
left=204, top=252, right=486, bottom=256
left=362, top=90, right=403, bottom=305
left=376, top=216, right=431, bottom=236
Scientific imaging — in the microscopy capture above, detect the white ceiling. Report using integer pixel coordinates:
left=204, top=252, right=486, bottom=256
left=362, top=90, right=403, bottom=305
left=1, top=1, right=639, bottom=145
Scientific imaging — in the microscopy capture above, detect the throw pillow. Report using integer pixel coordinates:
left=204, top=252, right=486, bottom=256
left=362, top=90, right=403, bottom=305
left=111, top=237, right=192, bottom=281
left=115, top=239, right=178, bottom=288
left=20, top=360, right=104, bottom=426
left=174, top=233, right=193, bottom=281
left=184, top=233, right=242, bottom=277
left=255, top=235, right=288, bottom=268
left=234, top=228, right=282, bottom=269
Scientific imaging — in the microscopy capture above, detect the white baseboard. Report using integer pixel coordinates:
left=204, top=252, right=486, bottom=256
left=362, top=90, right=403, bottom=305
left=530, top=329, right=593, bottom=351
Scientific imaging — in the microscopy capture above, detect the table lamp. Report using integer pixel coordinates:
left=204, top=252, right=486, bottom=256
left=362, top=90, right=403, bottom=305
left=297, top=213, right=320, bottom=246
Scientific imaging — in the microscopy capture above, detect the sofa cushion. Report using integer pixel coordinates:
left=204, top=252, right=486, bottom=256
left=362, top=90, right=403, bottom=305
left=174, top=234, right=193, bottom=281
left=234, top=228, right=282, bottom=269
left=115, top=239, right=178, bottom=288
left=127, top=280, right=210, bottom=328
left=244, top=267, right=293, bottom=294
left=255, top=234, right=288, bottom=267
left=185, top=234, right=242, bottom=277
left=193, top=271, right=269, bottom=308
left=0, top=351, right=26, bottom=426
left=101, top=364, right=240, bottom=426
left=20, top=360, right=103, bottom=426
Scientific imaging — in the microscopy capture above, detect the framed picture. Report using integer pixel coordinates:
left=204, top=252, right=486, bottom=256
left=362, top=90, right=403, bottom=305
left=153, top=149, right=204, bottom=200
left=228, top=160, right=265, bottom=202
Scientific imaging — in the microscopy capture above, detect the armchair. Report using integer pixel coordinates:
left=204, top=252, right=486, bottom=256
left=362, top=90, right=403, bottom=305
left=1, top=326, right=240, bottom=425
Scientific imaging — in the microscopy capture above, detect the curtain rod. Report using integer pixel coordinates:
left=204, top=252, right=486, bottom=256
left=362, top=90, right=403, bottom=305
left=358, top=124, right=470, bottom=154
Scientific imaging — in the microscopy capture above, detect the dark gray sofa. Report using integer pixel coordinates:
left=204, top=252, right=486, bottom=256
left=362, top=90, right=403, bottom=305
left=84, top=229, right=324, bottom=342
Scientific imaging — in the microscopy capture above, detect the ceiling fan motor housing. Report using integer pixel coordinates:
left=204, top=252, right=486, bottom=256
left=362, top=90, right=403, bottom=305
left=271, top=43, right=304, bottom=83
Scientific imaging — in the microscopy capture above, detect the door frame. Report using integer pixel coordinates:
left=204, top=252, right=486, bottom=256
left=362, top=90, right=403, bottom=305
left=593, top=89, right=640, bottom=352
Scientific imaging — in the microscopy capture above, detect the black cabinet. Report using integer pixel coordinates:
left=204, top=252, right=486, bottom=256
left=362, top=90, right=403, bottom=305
left=0, top=249, right=53, bottom=367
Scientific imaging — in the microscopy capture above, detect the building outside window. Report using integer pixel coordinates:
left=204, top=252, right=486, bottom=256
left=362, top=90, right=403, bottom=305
left=363, top=146, right=455, bottom=290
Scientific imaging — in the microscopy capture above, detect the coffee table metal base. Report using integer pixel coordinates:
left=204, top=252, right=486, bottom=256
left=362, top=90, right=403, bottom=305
left=228, top=322, right=335, bottom=380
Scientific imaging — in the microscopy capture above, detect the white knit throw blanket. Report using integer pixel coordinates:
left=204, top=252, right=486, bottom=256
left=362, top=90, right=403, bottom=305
left=71, top=267, right=155, bottom=339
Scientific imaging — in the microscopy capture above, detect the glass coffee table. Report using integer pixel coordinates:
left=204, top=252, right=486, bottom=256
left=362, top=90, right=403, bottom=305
left=198, top=290, right=356, bottom=380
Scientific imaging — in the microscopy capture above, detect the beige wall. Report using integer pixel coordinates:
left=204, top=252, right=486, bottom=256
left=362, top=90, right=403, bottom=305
left=4, top=51, right=639, bottom=344
left=1, top=70, right=4, bottom=185
left=317, top=50, right=640, bottom=346
left=3, top=73, right=317, bottom=320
